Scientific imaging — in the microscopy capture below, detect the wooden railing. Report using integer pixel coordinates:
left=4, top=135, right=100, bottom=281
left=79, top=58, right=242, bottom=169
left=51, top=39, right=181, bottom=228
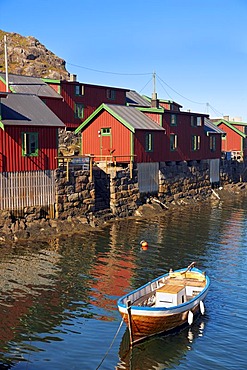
left=57, top=155, right=93, bottom=181
left=56, top=154, right=136, bottom=180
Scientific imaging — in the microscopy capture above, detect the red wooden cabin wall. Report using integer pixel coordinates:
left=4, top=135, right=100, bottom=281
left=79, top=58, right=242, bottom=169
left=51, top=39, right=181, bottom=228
left=218, top=123, right=242, bottom=152
left=81, top=111, right=131, bottom=159
left=0, top=126, right=59, bottom=172
left=134, top=130, right=166, bottom=163
left=47, top=82, right=128, bottom=129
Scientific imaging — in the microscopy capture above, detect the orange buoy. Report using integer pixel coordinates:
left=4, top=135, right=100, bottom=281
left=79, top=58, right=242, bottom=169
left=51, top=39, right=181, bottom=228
left=140, top=240, right=148, bottom=250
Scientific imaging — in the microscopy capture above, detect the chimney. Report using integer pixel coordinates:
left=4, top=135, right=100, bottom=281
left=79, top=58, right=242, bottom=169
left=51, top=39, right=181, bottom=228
left=151, top=92, right=159, bottom=108
left=232, top=116, right=242, bottom=122
left=69, top=74, right=77, bottom=82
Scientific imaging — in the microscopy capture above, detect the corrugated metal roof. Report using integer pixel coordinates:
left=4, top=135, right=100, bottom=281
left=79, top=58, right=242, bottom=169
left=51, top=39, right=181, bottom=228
left=105, top=104, right=165, bottom=131
left=126, top=90, right=151, bottom=107
left=0, top=73, right=61, bottom=99
left=204, top=118, right=226, bottom=135
left=1, top=93, right=65, bottom=127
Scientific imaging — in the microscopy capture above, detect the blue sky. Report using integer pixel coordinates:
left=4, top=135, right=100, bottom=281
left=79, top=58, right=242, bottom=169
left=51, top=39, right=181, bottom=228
left=1, top=0, right=247, bottom=121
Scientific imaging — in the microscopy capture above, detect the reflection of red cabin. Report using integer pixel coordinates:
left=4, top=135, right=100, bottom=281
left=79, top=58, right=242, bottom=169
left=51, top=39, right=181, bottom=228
left=75, top=103, right=166, bottom=162
left=91, top=255, right=135, bottom=312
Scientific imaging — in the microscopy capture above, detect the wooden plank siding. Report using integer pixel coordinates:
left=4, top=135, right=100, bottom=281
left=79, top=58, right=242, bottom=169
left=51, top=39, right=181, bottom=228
left=160, top=112, right=221, bottom=162
left=204, top=134, right=222, bottom=160
left=0, top=126, right=59, bottom=172
left=81, top=111, right=131, bottom=160
left=0, top=170, right=55, bottom=211
left=218, top=122, right=243, bottom=152
left=47, top=81, right=128, bottom=129
left=134, top=130, right=166, bottom=163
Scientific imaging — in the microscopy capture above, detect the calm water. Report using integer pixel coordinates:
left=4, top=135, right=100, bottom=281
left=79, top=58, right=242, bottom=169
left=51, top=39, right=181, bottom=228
left=0, top=195, right=247, bottom=370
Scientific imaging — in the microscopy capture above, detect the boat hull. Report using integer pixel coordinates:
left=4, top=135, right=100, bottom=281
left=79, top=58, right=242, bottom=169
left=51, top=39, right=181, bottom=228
left=120, top=303, right=200, bottom=339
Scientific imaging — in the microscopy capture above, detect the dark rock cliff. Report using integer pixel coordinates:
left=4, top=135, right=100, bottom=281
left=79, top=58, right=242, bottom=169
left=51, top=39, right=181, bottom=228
left=0, top=30, right=70, bottom=80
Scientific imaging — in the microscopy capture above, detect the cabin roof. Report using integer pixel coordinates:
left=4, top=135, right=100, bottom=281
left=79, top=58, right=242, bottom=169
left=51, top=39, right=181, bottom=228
left=204, top=118, right=226, bottom=136
left=142, top=95, right=183, bottom=109
left=0, top=73, right=62, bottom=99
left=213, top=118, right=246, bottom=138
left=75, top=103, right=165, bottom=134
left=0, top=93, right=65, bottom=127
left=43, top=77, right=129, bottom=92
left=126, top=90, right=151, bottom=107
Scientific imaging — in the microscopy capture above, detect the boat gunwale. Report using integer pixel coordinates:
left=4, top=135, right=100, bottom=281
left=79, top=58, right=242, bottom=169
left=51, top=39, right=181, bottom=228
left=117, top=267, right=210, bottom=312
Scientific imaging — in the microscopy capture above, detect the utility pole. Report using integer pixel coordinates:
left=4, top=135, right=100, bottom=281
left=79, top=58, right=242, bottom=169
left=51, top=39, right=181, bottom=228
left=152, top=71, right=157, bottom=100
left=4, top=35, right=9, bottom=92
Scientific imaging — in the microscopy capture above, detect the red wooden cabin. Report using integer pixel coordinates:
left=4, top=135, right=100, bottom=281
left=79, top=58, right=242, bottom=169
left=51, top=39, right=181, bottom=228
left=212, top=118, right=247, bottom=160
left=75, top=103, right=166, bottom=163
left=45, top=75, right=129, bottom=129
left=129, top=92, right=223, bottom=163
left=0, top=92, right=65, bottom=211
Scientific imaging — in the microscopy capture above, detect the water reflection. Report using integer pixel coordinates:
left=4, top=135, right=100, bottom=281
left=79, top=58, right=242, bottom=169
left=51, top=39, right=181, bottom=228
left=0, top=196, right=247, bottom=369
left=117, top=319, right=206, bottom=370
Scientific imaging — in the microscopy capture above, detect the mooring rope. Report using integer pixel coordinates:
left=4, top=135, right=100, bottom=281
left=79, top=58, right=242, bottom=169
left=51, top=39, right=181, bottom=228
left=95, top=318, right=124, bottom=370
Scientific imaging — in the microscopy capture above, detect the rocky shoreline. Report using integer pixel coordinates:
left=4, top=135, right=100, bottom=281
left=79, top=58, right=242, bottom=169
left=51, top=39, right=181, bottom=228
left=0, top=182, right=245, bottom=248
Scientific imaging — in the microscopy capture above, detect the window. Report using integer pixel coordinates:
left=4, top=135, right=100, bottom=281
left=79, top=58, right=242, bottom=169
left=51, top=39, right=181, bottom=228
left=210, top=136, right=216, bottom=151
left=191, top=135, right=200, bottom=151
left=106, top=89, right=116, bottom=100
left=101, top=127, right=111, bottom=135
left=170, top=134, right=178, bottom=151
left=22, top=132, right=38, bottom=156
left=171, top=114, right=177, bottom=126
left=75, top=103, right=84, bottom=119
left=191, top=116, right=202, bottom=126
left=197, top=116, right=202, bottom=126
left=145, top=133, right=153, bottom=152
left=75, top=84, right=84, bottom=96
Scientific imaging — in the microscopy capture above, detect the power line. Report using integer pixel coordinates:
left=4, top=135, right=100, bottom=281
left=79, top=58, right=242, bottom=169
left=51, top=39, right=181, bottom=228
left=156, top=74, right=205, bottom=105
left=156, top=76, right=173, bottom=100
left=207, top=103, right=224, bottom=117
left=139, top=76, right=153, bottom=93
left=67, top=62, right=152, bottom=76
left=67, top=61, right=224, bottom=116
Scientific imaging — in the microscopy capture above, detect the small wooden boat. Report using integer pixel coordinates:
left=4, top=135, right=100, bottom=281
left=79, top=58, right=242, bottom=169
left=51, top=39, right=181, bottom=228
left=117, top=262, right=210, bottom=346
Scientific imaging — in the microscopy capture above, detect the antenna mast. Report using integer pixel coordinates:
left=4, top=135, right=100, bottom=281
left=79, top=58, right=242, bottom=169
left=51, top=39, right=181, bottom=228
left=4, top=35, right=9, bottom=92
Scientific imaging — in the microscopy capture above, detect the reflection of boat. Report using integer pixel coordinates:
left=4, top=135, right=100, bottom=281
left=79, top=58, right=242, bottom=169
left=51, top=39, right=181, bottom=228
left=117, top=320, right=206, bottom=370
left=117, top=262, right=210, bottom=345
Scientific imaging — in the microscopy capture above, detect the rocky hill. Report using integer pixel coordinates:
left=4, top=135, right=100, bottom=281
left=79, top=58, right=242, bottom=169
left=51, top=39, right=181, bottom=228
left=0, top=30, right=70, bottom=80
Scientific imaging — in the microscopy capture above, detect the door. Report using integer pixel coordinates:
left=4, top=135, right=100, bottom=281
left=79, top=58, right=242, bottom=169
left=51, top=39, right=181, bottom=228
left=100, top=128, right=112, bottom=157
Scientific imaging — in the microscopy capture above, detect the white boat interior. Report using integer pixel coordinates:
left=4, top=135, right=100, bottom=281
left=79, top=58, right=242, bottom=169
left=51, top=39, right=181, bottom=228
left=125, top=270, right=207, bottom=308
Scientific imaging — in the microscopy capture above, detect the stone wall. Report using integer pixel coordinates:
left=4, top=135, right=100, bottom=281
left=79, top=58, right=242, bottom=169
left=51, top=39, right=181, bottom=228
left=2, top=159, right=247, bottom=241
left=220, top=159, right=247, bottom=184
left=55, top=165, right=141, bottom=223
left=110, top=167, right=141, bottom=217
left=158, top=161, right=212, bottom=204
left=55, top=168, right=95, bottom=222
